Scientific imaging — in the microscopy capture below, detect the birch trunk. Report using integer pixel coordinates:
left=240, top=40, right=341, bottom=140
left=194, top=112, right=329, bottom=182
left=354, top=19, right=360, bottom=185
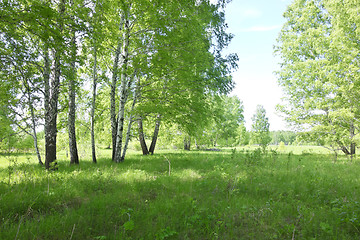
left=138, top=118, right=149, bottom=155
left=121, top=78, right=139, bottom=160
left=29, top=92, right=42, bottom=165
left=110, top=42, right=122, bottom=161
left=31, top=115, right=42, bottom=165
left=43, top=45, right=50, bottom=167
left=45, top=0, right=64, bottom=170
left=149, top=115, right=161, bottom=155
left=148, top=78, right=168, bottom=155
left=25, top=80, right=42, bottom=165
left=91, top=45, right=97, bottom=163
left=45, top=49, right=61, bottom=170
left=114, top=18, right=130, bottom=163
left=68, top=25, right=79, bottom=165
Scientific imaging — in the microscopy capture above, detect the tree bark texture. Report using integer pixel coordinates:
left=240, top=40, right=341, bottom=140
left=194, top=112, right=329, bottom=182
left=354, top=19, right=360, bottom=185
left=110, top=42, right=122, bottom=161
left=91, top=45, right=97, bottom=163
left=25, top=79, right=42, bottom=165
left=43, top=45, right=51, bottom=168
left=45, top=49, right=61, bottom=170
left=68, top=27, right=79, bottom=165
left=149, top=114, right=161, bottom=154
left=29, top=92, right=42, bottom=165
left=31, top=114, right=42, bottom=165
left=45, top=0, right=64, bottom=170
left=138, top=118, right=149, bottom=155
left=114, top=16, right=130, bottom=163
left=121, top=78, right=139, bottom=160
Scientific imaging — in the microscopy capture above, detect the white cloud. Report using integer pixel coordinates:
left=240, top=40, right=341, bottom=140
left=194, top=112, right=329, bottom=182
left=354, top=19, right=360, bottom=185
left=239, top=25, right=281, bottom=32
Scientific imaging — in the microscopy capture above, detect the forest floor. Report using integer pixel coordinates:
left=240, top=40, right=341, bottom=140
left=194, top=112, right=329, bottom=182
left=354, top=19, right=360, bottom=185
left=0, top=147, right=359, bottom=239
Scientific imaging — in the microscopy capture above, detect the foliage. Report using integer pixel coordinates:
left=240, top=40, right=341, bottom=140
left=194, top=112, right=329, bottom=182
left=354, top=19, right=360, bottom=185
left=193, top=95, right=244, bottom=148
left=0, top=0, right=238, bottom=163
left=270, top=131, right=297, bottom=145
left=236, top=123, right=250, bottom=146
left=275, top=0, right=360, bottom=157
left=251, top=105, right=272, bottom=152
left=214, top=95, right=244, bottom=142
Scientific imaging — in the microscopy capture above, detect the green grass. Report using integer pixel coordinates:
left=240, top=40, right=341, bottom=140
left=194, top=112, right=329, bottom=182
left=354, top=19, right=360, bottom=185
left=1, top=148, right=360, bottom=239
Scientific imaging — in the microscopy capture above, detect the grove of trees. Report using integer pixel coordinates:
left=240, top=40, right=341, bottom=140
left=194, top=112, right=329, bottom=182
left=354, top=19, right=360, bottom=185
left=0, top=0, right=239, bottom=168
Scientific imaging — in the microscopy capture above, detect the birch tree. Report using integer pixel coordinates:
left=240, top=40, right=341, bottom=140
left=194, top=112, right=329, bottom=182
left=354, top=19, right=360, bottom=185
left=135, top=0, right=238, bottom=154
left=67, top=0, right=80, bottom=165
left=0, top=0, right=52, bottom=163
left=275, top=0, right=360, bottom=158
left=251, top=105, right=271, bottom=152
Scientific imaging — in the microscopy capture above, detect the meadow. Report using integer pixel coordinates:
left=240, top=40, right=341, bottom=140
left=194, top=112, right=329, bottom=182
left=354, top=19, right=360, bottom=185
left=1, top=146, right=360, bottom=239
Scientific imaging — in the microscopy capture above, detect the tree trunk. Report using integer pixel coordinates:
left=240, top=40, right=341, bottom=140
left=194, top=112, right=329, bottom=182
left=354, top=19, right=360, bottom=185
left=340, top=145, right=350, bottom=155
left=32, top=123, right=42, bottom=165
left=43, top=45, right=51, bottom=168
left=91, top=44, right=97, bottom=163
left=148, top=76, right=168, bottom=155
left=149, top=114, right=161, bottom=154
left=184, top=136, right=191, bottom=151
left=29, top=95, right=42, bottom=165
left=138, top=118, right=149, bottom=155
left=68, top=25, right=79, bottom=165
left=195, top=138, right=199, bottom=149
left=114, top=18, right=130, bottom=163
left=333, top=149, right=338, bottom=163
left=121, top=79, right=138, bottom=160
left=45, top=0, right=64, bottom=170
left=45, top=48, right=61, bottom=170
left=26, top=80, right=42, bottom=165
left=110, top=42, right=121, bottom=161
left=350, top=143, right=355, bottom=159
left=350, top=123, right=355, bottom=161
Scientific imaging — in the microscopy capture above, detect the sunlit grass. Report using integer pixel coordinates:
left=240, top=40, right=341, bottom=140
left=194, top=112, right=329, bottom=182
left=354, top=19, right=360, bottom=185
left=173, top=169, right=202, bottom=180
left=232, top=144, right=333, bottom=155
left=1, top=146, right=360, bottom=239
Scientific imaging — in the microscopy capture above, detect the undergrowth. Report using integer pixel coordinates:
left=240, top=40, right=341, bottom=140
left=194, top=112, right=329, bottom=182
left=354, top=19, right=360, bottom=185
left=0, top=149, right=359, bottom=239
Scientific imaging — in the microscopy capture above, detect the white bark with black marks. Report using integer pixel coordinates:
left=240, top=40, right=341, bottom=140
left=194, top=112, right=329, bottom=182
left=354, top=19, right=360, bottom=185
left=45, top=48, right=61, bottom=170
left=110, top=42, right=122, bottom=161
left=68, top=22, right=79, bottom=165
left=45, top=0, right=65, bottom=170
left=114, top=13, right=131, bottom=163
left=26, top=82, right=42, bottom=165
left=121, top=75, right=139, bottom=160
left=91, top=44, right=98, bottom=163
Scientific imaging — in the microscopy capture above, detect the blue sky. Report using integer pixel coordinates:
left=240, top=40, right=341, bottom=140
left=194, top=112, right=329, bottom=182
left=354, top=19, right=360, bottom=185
left=223, top=0, right=292, bottom=131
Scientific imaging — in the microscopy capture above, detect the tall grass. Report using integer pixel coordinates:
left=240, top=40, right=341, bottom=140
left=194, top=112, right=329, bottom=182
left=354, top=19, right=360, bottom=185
left=0, top=148, right=359, bottom=239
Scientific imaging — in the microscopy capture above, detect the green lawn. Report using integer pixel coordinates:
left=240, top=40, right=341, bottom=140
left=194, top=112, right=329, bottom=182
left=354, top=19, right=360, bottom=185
left=1, top=148, right=359, bottom=239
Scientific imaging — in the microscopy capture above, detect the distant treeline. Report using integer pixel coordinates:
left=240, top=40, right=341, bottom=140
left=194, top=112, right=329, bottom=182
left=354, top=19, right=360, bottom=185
left=270, top=131, right=297, bottom=145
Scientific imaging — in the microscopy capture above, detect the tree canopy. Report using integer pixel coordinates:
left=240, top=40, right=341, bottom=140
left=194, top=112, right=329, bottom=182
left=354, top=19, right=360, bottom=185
left=275, top=0, right=360, bottom=157
left=251, top=105, right=271, bottom=152
left=0, top=0, right=238, bottom=165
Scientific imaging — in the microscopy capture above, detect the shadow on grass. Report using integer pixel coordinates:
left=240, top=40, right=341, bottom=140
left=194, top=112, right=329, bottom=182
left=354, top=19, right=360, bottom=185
left=1, top=150, right=360, bottom=239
